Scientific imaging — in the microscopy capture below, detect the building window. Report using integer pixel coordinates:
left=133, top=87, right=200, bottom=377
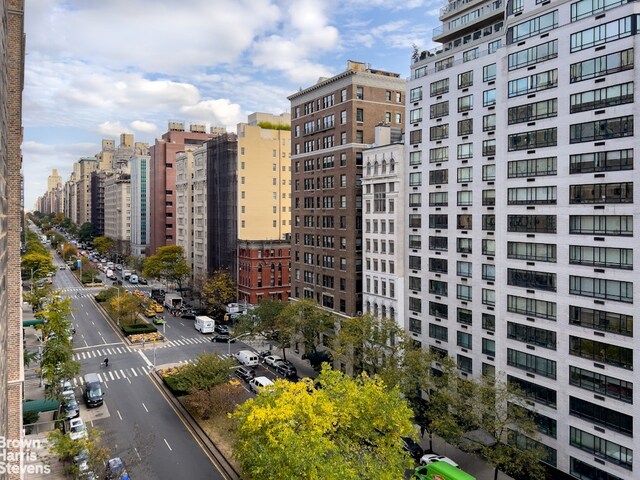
left=430, top=78, right=449, bottom=97
left=569, top=245, right=632, bottom=269
left=508, top=127, right=557, bottom=151
left=409, top=151, right=422, bottom=165
left=429, top=124, right=449, bottom=141
left=508, top=98, right=557, bottom=124
left=410, top=86, right=423, bottom=102
left=507, top=10, right=558, bottom=43
left=570, top=427, right=632, bottom=470
left=356, top=87, right=364, bottom=99
left=457, top=284, right=472, bottom=301
left=483, top=114, right=496, bottom=131
left=571, top=82, right=633, bottom=113
left=458, top=70, right=473, bottom=88
left=457, top=331, right=472, bottom=349
left=457, top=191, right=473, bottom=206
left=410, top=130, right=422, bottom=144
left=509, top=69, right=558, bottom=97
left=457, top=261, right=472, bottom=278
left=463, top=47, right=479, bottom=62
left=570, top=457, right=625, bottom=480
left=570, top=48, right=634, bottom=83
left=569, top=276, right=633, bottom=303
left=570, top=396, right=632, bottom=436
left=507, top=349, right=556, bottom=379
left=457, top=166, right=473, bottom=182
left=569, top=182, right=633, bottom=204
left=483, top=63, right=496, bottom=81
left=429, top=323, right=448, bottom=340
left=508, top=40, right=558, bottom=70
left=429, top=146, right=448, bottom=163
left=508, top=376, right=556, bottom=407
left=569, top=305, right=633, bottom=336
left=508, top=268, right=556, bottom=291
left=507, top=186, right=556, bottom=205
left=457, top=118, right=473, bottom=136
left=457, top=355, right=472, bottom=374
left=507, top=322, right=556, bottom=349
left=569, top=366, right=632, bottom=403
left=430, top=101, right=449, bottom=119
left=507, top=295, right=556, bottom=321
left=570, top=15, right=635, bottom=52
left=508, top=242, right=556, bottom=262
left=482, top=164, right=496, bottom=181
left=410, top=108, right=423, bottom=123
left=458, top=95, right=473, bottom=112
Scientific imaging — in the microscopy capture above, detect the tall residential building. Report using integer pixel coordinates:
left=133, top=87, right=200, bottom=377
left=90, top=170, right=106, bottom=236
left=175, top=148, right=197, bottom=276
left=237, top=112, right=292, bottom=241
left=75, top=157, right=98, bottom=225
left=148, top=122, right=219, bottom=255
left=362, top=125, right=405, bottom=327
left=103, top=171, right=131, bottom=258
left=289, top=61, right=405, bottom=317
left=409, top=0, right=637, bottom=477
left=47, top=168, right=62, bottom=191
left=129, top=155, right=150, bottom=257
left=206, top=132, right=238, bottom=276
left=2, top=0, right=25, bottom=475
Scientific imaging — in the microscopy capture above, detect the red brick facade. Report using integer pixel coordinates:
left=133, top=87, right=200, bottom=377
left=237, top=240, right=291, bottom=305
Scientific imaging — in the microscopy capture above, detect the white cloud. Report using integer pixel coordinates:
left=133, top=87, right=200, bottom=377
left=97, top=121, right=130, bottom=137
left=130, top=120, right=157, bottom=134
left=180, top=99, right=242, bottom=131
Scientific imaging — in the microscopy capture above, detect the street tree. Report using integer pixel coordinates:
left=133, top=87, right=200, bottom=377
left=201, top=268, right=236, bottom=317
left=93, top=236, right=115, bottom=257
left=125, top=254, right=145, bottom=273
left=79, top=257, right=100, bottom=284
left=77, top=222, right=94, bottom=243
left=49, top=231, right=65, bottom=249
left=51, top=212, right=65, bottom=226
left=233, top=299, right=284, bottom=342
left=331, top=313, right=407, bottom=376
left=110, top=290, right=141, bottom=325
left=61, top=243, right=77, bottom=261
left=23, top=283, right=53, bottom=312
left=231, top=365, right=416, bottom=480
left=21, top=251, right=55, bottom=280
left=38, top=296, right=80, bottom=396
left=277, top=299, right=334, bottom=356
left=48, top=427, right=109, bottom=477
left=143, top=245, right=190, bottom=291
left=470, top=375, right=547, bottom=480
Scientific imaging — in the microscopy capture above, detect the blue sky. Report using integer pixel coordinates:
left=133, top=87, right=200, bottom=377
left=23, top=0, right=443, bottom=209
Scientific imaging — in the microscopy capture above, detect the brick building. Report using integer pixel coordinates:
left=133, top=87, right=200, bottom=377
left=237, top=239, right=291, bottom=305
left=288, top=61, right=405, bottom=317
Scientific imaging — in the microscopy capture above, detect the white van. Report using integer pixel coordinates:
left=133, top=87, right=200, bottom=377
left=249, top=376, right=274, bottom=393
left=194, top=316, right=215, bottom=334
left=234, top=350, right=259, bottom=367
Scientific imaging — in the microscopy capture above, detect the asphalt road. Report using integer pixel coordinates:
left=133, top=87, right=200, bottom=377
left=51, top=261, right=230, bottom=479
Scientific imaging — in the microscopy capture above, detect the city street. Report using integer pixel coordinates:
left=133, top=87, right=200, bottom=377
left=51, top=262, right=233, bottom=479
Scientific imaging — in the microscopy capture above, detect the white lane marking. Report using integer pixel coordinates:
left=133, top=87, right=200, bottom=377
left=138, top=351, right=153, bottom=368
left=73, top=342, right=124, bottom=351
left=130, top=368, right=138, bottom=377
left=142, top=403, right=149, bottom=413
left=117, top=410, right=122, bottom=420
left=163, top=439, right=172, bottom=451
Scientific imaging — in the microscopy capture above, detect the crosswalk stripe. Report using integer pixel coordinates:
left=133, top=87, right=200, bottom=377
left=105, top=348, right=113, bottom=355
left=131, top=368, right=138, bottom=377
left=119, top=369, right=126, bottom=378
left=108, top=371, right=114, bottom=381
left=113, top=370, right=120, bottom=380
left=97, top=373, right=104, bottom=382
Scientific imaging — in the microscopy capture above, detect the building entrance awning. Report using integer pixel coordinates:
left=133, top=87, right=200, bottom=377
left=22, top=399, right=59, bottom=414
left=23, top=319, right=44, bottom=327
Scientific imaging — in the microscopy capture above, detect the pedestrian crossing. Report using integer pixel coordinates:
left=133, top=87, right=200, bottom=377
left=162, top=336, right=213, bottom=348
left=70, top=365, right=154, bottom=387
left=72, top=345, right=133, bottom=361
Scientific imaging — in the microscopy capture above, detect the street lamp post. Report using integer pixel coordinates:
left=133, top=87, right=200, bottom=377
left=228, top=332, right=252, bottom=357
left=30, top=267, right=43, bottom=291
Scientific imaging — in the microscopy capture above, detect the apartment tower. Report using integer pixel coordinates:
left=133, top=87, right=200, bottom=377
left=409, top=0, right=637, bottom=477
left=289, top=61, right=405, bottom=317
left=148, top=122, right=219, bottom=255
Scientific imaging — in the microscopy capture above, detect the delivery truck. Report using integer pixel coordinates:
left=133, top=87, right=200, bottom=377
left=194, top=316, right=215, bottom=333
left=414, top=461, right=476, bottom=480
left=164, top=293, right=183, bottom=310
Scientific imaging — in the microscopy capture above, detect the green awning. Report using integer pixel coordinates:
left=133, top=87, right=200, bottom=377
left=23, top=319, right=44, bottom=327
left=22, top=399, right=59, bottom=413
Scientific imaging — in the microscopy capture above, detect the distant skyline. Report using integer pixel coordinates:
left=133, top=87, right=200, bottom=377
left=23, top=0, right=443, bottom=210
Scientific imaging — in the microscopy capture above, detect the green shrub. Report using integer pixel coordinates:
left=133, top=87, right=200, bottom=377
left=23, top=410, right=39, bottom=425
left=163, top=375, right=188, bottom=396
left=121, top=324, right=157, bottom=336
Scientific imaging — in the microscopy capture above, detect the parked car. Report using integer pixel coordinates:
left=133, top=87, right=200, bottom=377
left=215, top=324, right=230, bottom=335
left=106, top=457, right=130, bottom=480
left=235, top=366, right=256, bottom=382
left=59, top=264, right=67, bottom=270
left=138, top=277, right=148, bottom=285
left=249, top=376, right=275, bottom=393
left=402, top=436, right=424, bottom=461
left=66, top=418, right=88, bottom=441
left=181, top=312, right=196, bottom=320
left=274, top=362, right=297, bottom=380
left=112, top=280, right=123, bottom=286
left=419, top=454, right=458, bottom=467
left=263, top=355, right=283, bottom=367
left=60, top=390, right=79, bottom=419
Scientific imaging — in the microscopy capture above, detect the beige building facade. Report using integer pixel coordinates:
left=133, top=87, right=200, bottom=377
left=237, top=113, right=291, bottom=241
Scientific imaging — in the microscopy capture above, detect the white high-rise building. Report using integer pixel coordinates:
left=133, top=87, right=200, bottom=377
left=407, top=0, right=637, bottom=477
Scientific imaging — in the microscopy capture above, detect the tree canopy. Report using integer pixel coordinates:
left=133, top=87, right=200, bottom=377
left=143, top=245, right=190, bottom=290
left=21, top=252, right=55, bottom=280
left=93, top=236, right=116, bottom=256
left=77, top=222, right=94, bottom=243
left=231, top=365, right=415, bottom=480
left=201, top=268, right=236, bottom=317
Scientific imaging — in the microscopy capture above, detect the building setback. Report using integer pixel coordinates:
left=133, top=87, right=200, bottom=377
left=408, top=0, right=638, bottom=477
left=289, top=61, right=405, bottom=317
